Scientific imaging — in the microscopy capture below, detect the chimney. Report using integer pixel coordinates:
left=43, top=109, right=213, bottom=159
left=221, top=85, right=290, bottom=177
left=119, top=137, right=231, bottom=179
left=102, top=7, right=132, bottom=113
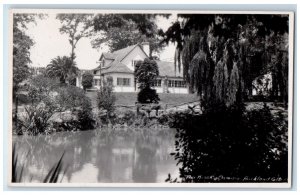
left=141, top=42, right=150, bottom=57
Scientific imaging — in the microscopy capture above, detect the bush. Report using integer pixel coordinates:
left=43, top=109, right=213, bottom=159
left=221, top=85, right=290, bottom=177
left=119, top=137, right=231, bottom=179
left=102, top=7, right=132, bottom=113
left=55, top=85, right=95, bottom=130
left=77, top=98, right=96, bottom=130
left=16, top=103, right=56, bottom=135
left=137, top=87, right=160, bottom=104
left=81, top=71, right=94, bottom=91
left=169, top=105, right=288, bottom=182
left=97, top=80, right=116, bottom=124
left=55, top=85, right=86, bottom=112
left=114, top=110, right=136, bottom=126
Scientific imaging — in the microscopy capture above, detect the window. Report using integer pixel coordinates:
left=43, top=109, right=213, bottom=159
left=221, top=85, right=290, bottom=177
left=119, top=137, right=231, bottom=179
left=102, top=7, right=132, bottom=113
left=117, top=78, right=130, bottom=86
left=152, top=79, right=162, bottom=87
left=168, top=80, right=187, bottom=88
left=168, top=80, right=174, bottom=87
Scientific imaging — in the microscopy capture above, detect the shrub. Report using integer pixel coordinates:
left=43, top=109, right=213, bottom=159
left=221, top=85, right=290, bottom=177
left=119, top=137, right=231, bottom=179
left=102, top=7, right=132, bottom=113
left=55, top=85, right=95, bottom=130
left=137, top=87, right=160, bottom=104
left=55, top=85, right=86, bottom=112
left=17, top=103, right=56, bottom=135
left=81, top=71, right=94, bottom=91
left=169, top=105, right=288, bottom=182
left=77, top=98, right=96, bottom=130
left=114, top=110, right=136, bottom=126
left=97, top=80, right=116, bottom=123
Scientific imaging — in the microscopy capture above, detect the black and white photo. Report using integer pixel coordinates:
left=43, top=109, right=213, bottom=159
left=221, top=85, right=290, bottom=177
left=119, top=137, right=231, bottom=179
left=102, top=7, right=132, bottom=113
left=9, top=9, right=294, bottom=187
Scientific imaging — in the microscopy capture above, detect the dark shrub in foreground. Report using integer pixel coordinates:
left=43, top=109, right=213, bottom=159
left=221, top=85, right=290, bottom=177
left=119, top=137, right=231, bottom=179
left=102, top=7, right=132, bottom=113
left=137, top=87, right=160, bottom=104
left=77, top=99, right=96, bottom=130
left=167, top=104, right=288, bottom=183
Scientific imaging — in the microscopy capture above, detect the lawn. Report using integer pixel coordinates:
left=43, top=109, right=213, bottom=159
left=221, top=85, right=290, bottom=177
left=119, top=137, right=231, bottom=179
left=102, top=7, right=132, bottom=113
left=86, top=92, right=199, bottom=108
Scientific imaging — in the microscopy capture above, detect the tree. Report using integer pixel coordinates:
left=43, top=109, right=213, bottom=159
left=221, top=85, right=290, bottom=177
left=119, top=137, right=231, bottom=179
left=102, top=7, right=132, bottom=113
left=161, top=14, right=289, bottom=110
left=97, top=79, right=116, bottom=122
left=134, top=58, right=160, bottom=103
left=13, top=14, right=40, bottom=131
left=56, top=14, right=93, bottom=84
left=81, top=71, right=94, bottom=91
left=17, top=74, right=59, bottom=135
left=56, top=14, right=93, bottom=63
left=46, top=56, right=79, bottom=84
left=92, top=14, right=166, bottom=56
left=161, top=14, right=289, bottom=183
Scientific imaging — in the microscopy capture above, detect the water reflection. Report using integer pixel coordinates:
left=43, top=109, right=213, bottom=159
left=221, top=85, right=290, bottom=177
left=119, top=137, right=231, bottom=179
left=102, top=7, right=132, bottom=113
left=13, top=129, right=179, bottom=183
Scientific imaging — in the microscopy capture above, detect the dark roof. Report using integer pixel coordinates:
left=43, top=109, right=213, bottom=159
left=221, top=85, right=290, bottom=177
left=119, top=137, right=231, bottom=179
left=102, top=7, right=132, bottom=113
left=101, top=61, right=133, bottom=74
left=156, top=61, right=183, bottom=78
left=100, top=44, right=139, bottom=61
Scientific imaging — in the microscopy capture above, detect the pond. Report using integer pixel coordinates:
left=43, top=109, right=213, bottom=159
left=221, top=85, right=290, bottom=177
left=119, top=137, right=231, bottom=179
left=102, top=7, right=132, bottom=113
left=12, top=129, right=179, bottom=183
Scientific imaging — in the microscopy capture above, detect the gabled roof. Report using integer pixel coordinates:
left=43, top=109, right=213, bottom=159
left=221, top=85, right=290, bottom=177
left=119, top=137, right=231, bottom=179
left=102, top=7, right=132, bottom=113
left=101, top=61, right=133, bottom=74
left=96, top=44, right=148, bottom=74
left=99, top=44, right=146, bottom=62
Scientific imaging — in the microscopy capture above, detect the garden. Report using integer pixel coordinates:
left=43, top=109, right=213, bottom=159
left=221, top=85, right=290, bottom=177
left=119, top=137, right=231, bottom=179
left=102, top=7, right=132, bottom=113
left=12, top=13, right=290, bottom=184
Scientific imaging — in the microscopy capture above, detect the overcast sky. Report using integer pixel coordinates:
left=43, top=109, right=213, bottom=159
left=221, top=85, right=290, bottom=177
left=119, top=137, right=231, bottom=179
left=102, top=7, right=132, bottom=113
left=25, top=13, right=177, bottom=70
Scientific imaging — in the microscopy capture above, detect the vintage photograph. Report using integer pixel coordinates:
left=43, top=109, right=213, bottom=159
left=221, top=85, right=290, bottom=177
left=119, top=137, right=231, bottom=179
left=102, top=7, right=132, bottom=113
left=9, top=9, right=293, bottom=187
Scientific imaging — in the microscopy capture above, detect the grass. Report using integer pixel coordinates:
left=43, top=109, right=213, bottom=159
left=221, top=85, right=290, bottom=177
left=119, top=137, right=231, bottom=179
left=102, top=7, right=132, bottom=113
left=86, top=92, right=199, bottom=108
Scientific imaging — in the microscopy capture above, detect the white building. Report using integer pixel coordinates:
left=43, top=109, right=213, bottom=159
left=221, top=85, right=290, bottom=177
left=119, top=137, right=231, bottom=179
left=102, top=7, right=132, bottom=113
left=77, top=42, right=188, bottom=94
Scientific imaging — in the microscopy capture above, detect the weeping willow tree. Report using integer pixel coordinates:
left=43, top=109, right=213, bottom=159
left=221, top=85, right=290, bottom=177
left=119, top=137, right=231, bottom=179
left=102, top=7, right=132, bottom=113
left=162, top=14, right=289, bottom=111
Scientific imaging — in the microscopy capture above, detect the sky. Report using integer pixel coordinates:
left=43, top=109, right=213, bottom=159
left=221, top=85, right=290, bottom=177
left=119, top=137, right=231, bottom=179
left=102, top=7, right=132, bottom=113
left=25, top=13, right=177, bottom=70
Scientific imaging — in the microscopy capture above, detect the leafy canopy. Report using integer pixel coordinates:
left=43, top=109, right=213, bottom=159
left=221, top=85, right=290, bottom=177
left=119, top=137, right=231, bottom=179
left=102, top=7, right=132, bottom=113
left=81, top=71, right=94, bottom=91
left=56, top=14, right=94, bottom=61
left=161, top=14, right=289, bottom=109
left=134, top=58, right=160, bottom=103
left=92, top=14, right=167, bottom=57
left=46, top=56, right=79, bottom=84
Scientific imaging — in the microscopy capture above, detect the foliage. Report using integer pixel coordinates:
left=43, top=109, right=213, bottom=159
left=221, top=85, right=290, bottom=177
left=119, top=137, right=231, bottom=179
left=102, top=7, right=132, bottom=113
left=12, top=143, right=66, bottom=183
left=161, top=14, right=289, bottom=108
left=167, top=105, right=288, bottom=182
left=12, top=14, right=38, bottom=131
left=137, top=87, right=160, bottom=104
left=17, top=102, right=57, bottom=135
left=55, top=85, right=87, bottom=112
left=12, top=144, right=24, bottom=182
left=92, top=14, right=166, bottom=56
left=81, top=71, right=94, bottom=91
left=56, top=14, right=93, bottom=61
left=46, top=56, right=79, bottom=84
left=43, top=152, right=66, bottom=183
left=12, top=14, right=37, bottom=91
left=77, top=98, right=96, bottom=130
left=97, top=80, right=116, bottom=122
left=15, top=75, right=59, bottom=135
left=26, top=74, right=59, bottom=103
left=134, top=58, right=160, bottom=103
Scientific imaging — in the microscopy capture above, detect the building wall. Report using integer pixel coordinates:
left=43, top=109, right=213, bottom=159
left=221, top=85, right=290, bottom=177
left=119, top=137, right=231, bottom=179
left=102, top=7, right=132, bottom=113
left=121, top=47, right=148, bottom=71
left=104, top=72, right=136, bottom=92
left=91, top=74, right=189, bottom=94
left=165, top=87, right=188, bottom=94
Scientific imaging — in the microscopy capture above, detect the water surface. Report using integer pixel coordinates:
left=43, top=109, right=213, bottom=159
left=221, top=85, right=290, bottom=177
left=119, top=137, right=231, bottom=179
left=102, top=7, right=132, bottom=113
left=13, top=129, right=179, bottom=183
